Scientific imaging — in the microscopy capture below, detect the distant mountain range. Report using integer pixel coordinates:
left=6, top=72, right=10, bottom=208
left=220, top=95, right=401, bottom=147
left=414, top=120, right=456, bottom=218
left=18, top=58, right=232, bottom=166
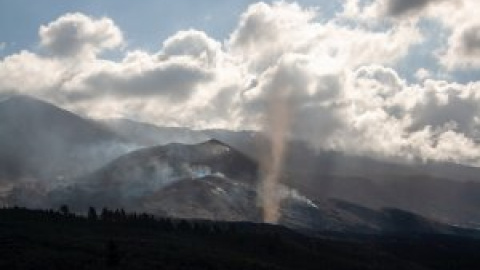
left=1, top=95, right=480, bottom=234
left=100, top=113, right=480, bottom=227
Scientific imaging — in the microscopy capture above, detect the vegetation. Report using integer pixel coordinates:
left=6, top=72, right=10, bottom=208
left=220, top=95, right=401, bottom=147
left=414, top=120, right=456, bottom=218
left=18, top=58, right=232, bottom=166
left=0, top=206, right=479, bottom=269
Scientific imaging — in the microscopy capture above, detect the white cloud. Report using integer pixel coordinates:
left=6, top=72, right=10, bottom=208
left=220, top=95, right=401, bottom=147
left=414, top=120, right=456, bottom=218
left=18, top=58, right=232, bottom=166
left=351, top=0, right=480, bottom=70
left=229, top=2, right=318, bottom=73
left=0, top=51, right=64, bottom=95
left=230, top=1, right=421, bottom=75
left=162, top=29, right=222, bottom=67
left=440, top=22, right=480, bottom=70
left=66, top=56, right=214, bottom=102
left=415, top=68, right=431, bottom=81
left=416, top=0, right=480, bottom=70
left=240, top=53, right=345, bottom=141
left=1, top=3, right=480, bottom=166
left=39, top=13, right=123, bottom=59
left=334, top=67, right=480, bottom=165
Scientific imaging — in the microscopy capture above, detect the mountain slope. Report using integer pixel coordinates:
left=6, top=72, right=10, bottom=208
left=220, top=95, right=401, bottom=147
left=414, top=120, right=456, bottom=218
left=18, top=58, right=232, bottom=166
left=186, top=131, right=480, bottom=227
left=50, top=140, right=259, bottom=211
left=100, top=118, right=210, bottom=147
left=0, top=95, right=131, bottom=189
left=46, top=139, right=474, bottom=236
left=96, top=119, right=480, bottom=226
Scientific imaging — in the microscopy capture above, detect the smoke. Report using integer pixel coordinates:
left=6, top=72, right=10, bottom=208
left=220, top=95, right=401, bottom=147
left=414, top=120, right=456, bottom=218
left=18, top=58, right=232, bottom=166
left=101, top=118, right=210, bottom=147
left=259, top=87, right=292, bottom=224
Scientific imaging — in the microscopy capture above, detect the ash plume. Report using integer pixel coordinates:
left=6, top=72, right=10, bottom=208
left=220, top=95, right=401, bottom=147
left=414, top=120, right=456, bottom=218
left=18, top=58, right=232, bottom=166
left=259, top=87, right=292, bottom=224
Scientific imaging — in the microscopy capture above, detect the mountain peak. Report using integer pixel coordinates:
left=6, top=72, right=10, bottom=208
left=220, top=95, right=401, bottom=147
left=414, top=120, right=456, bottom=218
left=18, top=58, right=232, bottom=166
left=195, top=139, right=238, bottom=155
left=202, top=139, right=230, bottom=147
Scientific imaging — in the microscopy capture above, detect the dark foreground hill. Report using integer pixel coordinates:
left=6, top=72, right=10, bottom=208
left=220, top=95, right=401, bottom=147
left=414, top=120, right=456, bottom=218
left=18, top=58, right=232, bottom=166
left=1, top=207, right=480, bottom=270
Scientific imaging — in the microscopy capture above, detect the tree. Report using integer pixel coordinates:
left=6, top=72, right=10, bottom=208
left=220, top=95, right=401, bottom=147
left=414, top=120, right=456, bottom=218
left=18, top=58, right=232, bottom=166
left=59, top=205, right=70, bottom=216
left=88, top=207, right=98, bottom=221
left=101, top=208, right=111, bottom=221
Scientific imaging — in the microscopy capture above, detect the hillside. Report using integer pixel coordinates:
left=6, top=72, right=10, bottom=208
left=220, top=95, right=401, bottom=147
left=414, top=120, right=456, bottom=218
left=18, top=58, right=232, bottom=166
left=1, top=207, right=479, bottom=270
left=0, top=95, right=129, bottom=184
left=99, top=118, right=480, bottom=226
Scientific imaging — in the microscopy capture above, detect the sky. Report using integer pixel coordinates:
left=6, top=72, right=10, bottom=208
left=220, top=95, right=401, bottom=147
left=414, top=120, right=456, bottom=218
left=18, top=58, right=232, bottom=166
left=1, top=0, right=480, bottom=166
left=0, top=0, right=338, bottom=56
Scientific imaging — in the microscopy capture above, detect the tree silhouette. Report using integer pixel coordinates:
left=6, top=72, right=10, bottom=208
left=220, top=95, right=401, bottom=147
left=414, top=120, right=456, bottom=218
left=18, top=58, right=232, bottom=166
left=101, top=207, right=110, bottom=221
left=59, top=205, right=70, bottom=216
left=88, top=206, right=98, bottom=221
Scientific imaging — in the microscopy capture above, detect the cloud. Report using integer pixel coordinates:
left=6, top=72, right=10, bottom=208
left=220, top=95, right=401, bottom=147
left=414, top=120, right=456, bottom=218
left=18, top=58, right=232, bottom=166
left=230, top=1, right=421, bottom=74
left=441, top=22, right=480, bottom=69
left=240, top=53, right=344, bottom=144
left=341, top=0, right=480, bottom=71
left=335, top=66, right=480, bottom=165
left=229, top=2, right=317, bottom=73
left=415, top=68, right=431, bottom=81
left=162, top=29, right=222, bottom=67
left=408, top=81, right=479, bottom=134
left=384, top=0, right=449, bottom=17
left=0, top=51, right=64, bottom=95
left=461, top=25, right=480, bottom=54
left=347, top=0, right=456, bottom=19
left=39, top=13, right=123, bottom=58
left=1, top=3, right=480, bottom=166
left=69, top=56, right=214, bottom=102
left=400, top=0, right=480, bottom=70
